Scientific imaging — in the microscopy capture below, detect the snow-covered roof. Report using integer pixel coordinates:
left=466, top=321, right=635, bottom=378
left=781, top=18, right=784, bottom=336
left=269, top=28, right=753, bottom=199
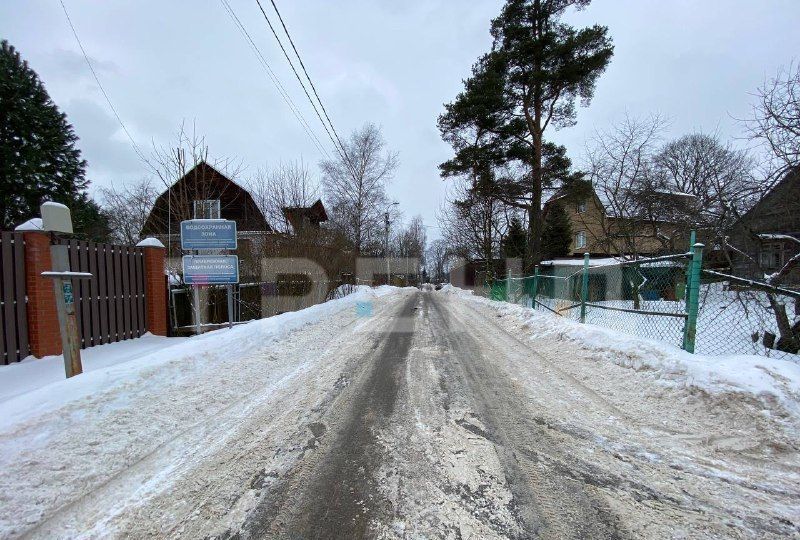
left=41, top=201, right=68, bottom=210
left=14, top=218, right=43, bottom=231
left=540, top=257, right=622, bottom=267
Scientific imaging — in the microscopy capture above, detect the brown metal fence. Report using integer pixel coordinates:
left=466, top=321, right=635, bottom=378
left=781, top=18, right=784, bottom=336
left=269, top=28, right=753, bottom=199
left=0, top=232, right=30, bottom=364
left=55, top=239, right=147, bottom=349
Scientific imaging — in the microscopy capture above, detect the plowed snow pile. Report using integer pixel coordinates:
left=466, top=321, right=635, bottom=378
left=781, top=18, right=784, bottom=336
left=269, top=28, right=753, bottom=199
left=0, top=286, right=398, bottom=538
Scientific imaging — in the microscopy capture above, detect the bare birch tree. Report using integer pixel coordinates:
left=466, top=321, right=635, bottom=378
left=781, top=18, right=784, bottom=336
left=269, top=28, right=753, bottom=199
left=653, top=133, right=757, bottom=236
left=320, top=123, right=398, bottom=255
left=437, top=178, right=508, bottom=276
left=247, top=160, right=319, bottom=234
left=426, top=238, right=452, bottom=284
left=744, top=62, right=800, bottom=182
left=585, top=114, right=669, bottom=256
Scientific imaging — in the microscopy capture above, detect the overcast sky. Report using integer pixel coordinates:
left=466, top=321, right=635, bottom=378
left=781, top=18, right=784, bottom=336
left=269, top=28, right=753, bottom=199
left=2, top=1, right=799, bottom=238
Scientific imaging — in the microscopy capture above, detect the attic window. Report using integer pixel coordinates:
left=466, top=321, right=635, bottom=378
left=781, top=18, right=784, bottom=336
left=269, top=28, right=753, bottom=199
left=577, top=200, right=587, bottom=213
left=194, top=199, right=220, bottom=219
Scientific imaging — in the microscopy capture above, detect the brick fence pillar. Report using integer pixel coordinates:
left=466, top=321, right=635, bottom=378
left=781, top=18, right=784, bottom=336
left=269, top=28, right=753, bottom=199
left=139, top=239, right=167, bottom=336
left=23, top=232, right=61, bottom=357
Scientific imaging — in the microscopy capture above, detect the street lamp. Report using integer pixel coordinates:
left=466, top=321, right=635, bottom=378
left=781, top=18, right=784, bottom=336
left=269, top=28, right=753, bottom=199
left=384, top=202, right=399, bottom=285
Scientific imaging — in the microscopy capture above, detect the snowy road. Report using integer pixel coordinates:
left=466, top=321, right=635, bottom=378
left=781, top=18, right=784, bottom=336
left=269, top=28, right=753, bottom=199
left=2, top=287, right=799, bottom=538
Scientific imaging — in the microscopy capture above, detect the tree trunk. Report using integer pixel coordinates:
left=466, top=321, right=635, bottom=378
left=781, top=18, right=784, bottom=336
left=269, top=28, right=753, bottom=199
left=767, top=293, right=800, bottom=353
left=526, top=124, right=544, bottom=273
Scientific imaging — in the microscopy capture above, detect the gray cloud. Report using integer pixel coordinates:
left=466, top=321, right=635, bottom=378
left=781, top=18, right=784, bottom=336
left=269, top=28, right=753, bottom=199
left=1, top=0, right=799, bottom=238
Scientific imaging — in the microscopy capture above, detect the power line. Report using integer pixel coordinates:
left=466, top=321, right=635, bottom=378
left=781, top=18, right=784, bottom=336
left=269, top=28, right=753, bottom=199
left=253, top=0, right=354, bottom=171
left=59, top=0, right=150, bottom=166
left=266, top=0, right=350, bottom=163
left=220, top=0, right=331, bottom=160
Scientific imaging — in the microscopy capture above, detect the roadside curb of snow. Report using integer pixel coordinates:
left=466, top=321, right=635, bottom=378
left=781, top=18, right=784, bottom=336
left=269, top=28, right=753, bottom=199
left=441, top=285, right=800, bottom=418
left=0, top=285, right=401, bottom=433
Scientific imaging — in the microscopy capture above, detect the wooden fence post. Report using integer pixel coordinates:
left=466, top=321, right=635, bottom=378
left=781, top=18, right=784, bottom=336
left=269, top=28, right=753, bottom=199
left=138, top=238, right=168, bottom=336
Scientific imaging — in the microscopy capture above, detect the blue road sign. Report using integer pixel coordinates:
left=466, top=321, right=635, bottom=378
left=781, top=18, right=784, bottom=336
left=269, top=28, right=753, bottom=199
left=180, top=220, right=237, bottom=250
left=183, top=255, right=239, bottom=285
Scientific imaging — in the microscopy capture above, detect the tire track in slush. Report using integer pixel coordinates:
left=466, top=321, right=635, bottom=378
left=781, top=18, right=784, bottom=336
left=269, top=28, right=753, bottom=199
left=246, top=293, right=419, bottom=539
left=427, top=293, right=628, bottom=539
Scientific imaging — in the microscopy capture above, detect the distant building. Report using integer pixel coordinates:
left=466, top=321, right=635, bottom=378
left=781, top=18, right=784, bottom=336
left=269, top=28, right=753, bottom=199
left=141, top=161, right=271, bottom=252
left=282, top=199, right=328, bottom=233
left=544, top=187, right=694, bottom=258
left=728, top=168, right=800, bottom=285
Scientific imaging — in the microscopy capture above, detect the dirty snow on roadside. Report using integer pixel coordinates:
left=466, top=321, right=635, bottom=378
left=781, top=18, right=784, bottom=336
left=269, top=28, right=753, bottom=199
left=0, top=286, right=400, bottom=539
left=436, top=285, right=800, bottom=537
left=3, top=284, right=799, bottom=538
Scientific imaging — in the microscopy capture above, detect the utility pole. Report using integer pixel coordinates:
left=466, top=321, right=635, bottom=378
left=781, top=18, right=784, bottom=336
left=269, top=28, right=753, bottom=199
left=385, top=211, right=390, bottom=285
left=384, top=201, right=398, bottom=286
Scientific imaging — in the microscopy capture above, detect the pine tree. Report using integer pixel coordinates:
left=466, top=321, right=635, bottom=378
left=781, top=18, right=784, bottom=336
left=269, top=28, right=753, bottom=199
left=502, top=216, right=526, bottom=259
left=0, top=40, right=108, bottom=238
left=439, top=0, right=613, bottom=270
left=541, top=203, right=572, bottom=259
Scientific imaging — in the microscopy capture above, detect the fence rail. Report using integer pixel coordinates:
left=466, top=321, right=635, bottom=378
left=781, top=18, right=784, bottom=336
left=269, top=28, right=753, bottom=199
left=487, top=251, right=697, bottom=351
left=0, top=232, right=29, bottom=364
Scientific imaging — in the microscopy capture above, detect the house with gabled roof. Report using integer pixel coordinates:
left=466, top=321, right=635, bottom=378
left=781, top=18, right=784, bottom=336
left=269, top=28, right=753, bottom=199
left=141, top=161, right=271, bottom=246
left=727, top=167, right=800, bottom=284
left=544, top=186, right=695, bottom=258
left=282, top=199, right=328, bottom=233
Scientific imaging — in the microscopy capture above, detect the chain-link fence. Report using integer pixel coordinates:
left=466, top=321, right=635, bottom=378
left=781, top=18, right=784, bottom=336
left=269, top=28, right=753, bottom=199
left=491, top=253, right=694, bottom=350
left=695, top=270, right=800, bottom=360
left=484, top=247, right=800, bottom=361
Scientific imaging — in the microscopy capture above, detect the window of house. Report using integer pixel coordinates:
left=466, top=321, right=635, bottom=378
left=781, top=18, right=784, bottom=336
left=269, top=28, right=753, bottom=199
left=575, top=231, right=587, bottom=249
left=577, top=200, right=587, bottom=213
left=759, top=242, right=784, bottom=270
left=193, top=199, right=220, bottom=219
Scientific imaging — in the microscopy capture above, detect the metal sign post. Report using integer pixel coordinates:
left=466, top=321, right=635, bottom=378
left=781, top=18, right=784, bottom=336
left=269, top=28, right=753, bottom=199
left=226, top=284, right=234, bottom=329
left=180, top=218, right=239, bottom=332
left=193, top=285, right=202, bottom=335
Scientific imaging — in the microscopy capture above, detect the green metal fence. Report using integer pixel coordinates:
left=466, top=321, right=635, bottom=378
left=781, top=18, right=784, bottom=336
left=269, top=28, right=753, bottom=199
left=484, top=240, right=800, bottom=360
left=486, top=246, right=702, bottom=352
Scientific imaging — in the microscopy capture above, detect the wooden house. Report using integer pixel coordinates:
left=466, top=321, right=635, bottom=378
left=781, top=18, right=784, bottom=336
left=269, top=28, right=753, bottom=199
left=727, top=168, right=800, bottom=285
left=141, top=161, right=270, bottom=245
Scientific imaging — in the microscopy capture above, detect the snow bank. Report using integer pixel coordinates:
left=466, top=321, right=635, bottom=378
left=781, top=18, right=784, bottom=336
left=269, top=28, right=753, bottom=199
left=0, top=334, right=187, bottom=404
left=0, top=285, right=402, bottom=538
left=443, top=285, right=800, bottom=414
left=0, top=285, right=391, bottom=431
